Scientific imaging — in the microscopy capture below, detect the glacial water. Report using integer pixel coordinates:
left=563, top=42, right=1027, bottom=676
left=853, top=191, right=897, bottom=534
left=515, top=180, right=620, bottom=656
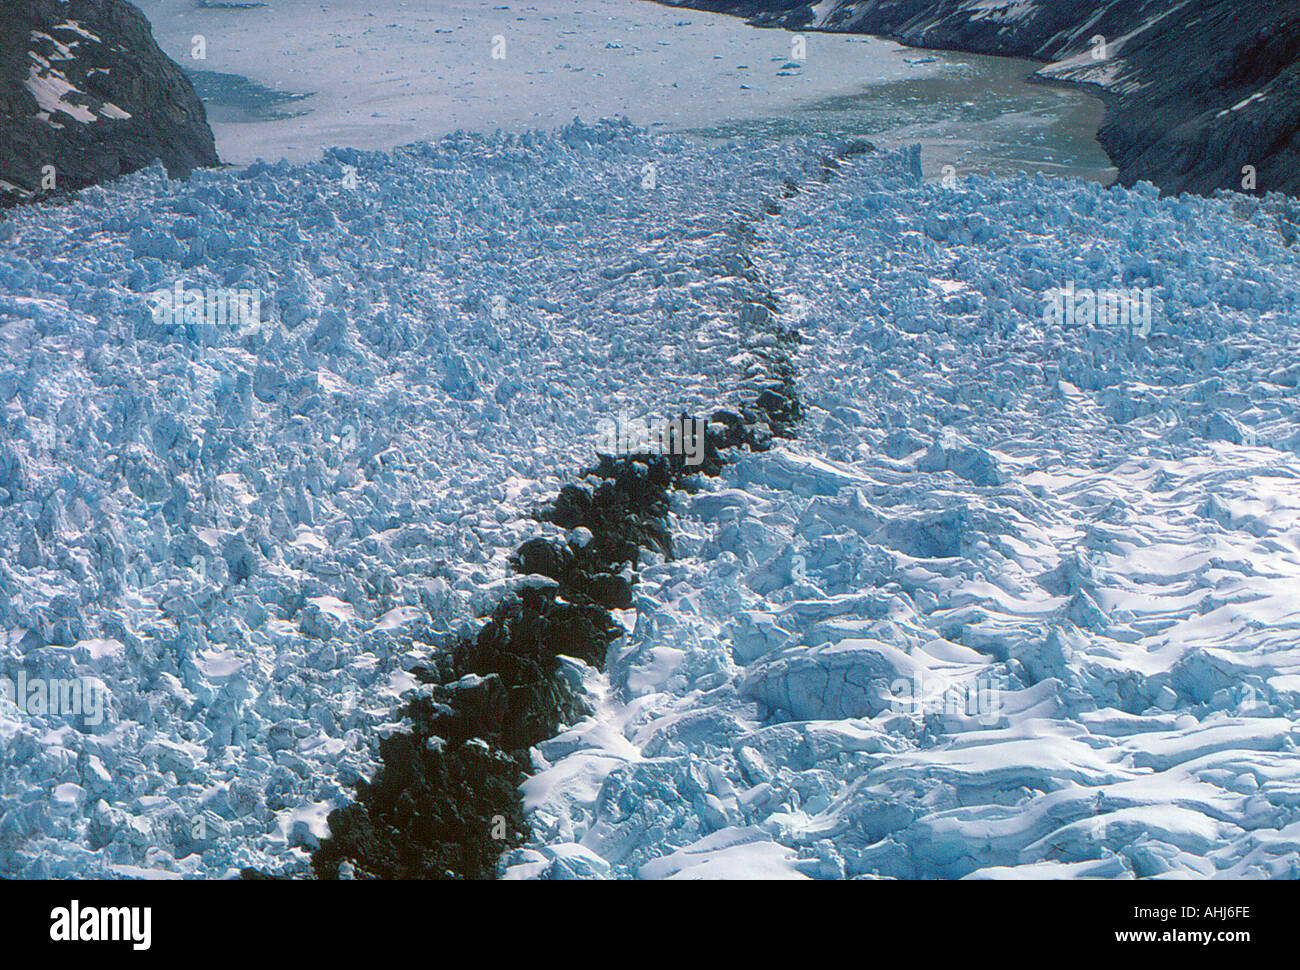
left=682, top=50, right=1116, bottom=184
left=137, top=0, right=1115, bottom=183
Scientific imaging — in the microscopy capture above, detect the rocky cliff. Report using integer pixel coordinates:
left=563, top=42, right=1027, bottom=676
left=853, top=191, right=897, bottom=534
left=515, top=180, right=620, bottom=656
left=0, top=0, right=219, bottom=206
left=660, top=0, right=1300, bottom=197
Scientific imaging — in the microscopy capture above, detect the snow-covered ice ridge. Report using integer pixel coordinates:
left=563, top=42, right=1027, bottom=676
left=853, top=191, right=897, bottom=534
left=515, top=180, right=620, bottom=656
left=2, top=118, right=1299, bottom=879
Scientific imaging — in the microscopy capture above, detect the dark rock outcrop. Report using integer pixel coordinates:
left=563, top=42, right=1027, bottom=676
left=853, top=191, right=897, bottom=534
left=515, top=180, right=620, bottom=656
left=306, top=134, right=870, bottom=882
left=309, top=426, right=769, bottom=880
left=0, top=0, right=219, bottom=206
left=659, top=0, right=1300, bottom=197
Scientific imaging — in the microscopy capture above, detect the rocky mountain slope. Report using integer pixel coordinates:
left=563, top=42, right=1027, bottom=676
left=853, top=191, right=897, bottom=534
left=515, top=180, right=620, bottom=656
left=660, top=0, right=1300, bottom=197
left=0, top=0, right=219, bottom=206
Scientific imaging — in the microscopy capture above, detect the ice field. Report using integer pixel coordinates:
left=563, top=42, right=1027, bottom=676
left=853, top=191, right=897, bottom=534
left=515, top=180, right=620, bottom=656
left=1, top=116, right=1299, bottom=877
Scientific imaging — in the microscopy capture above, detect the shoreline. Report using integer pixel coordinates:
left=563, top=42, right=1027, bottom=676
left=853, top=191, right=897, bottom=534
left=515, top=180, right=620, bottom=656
left=649, top=0, right=1299, bottom=197
left=133, top=0, right=1110, bottom=184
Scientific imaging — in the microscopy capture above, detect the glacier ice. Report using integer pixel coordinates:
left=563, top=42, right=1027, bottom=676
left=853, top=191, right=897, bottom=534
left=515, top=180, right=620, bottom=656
left=2, top=114, right=1300, bottom=879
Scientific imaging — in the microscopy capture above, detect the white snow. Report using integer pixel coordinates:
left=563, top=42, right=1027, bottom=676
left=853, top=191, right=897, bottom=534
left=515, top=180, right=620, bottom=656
left=31, top=31, right=79, bottom=63
left=1037, top=0, right=1195, bottom=92
left=965, top=1, right=1039, bottom=25
left=1216, top=91, right=1269, bottom=119
left=53, top=21, right=103, bottom=44
left=809, top=0, right=839, bottom=29
left=24, top=47, right=132, bottom=125
left=25, top=64, right=98, bottom=123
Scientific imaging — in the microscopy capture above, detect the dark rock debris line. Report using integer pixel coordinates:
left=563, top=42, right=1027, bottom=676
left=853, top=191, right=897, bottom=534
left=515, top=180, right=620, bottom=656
left=273, top=142, right=873, bottom=880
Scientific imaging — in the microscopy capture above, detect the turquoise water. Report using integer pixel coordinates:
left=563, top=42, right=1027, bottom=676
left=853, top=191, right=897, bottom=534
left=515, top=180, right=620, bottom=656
left=184, top=69, right=313, bottom=124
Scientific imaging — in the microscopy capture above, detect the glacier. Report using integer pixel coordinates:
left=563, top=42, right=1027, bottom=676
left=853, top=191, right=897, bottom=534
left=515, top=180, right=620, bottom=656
left=1, top=116, right=1299, bottom=879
